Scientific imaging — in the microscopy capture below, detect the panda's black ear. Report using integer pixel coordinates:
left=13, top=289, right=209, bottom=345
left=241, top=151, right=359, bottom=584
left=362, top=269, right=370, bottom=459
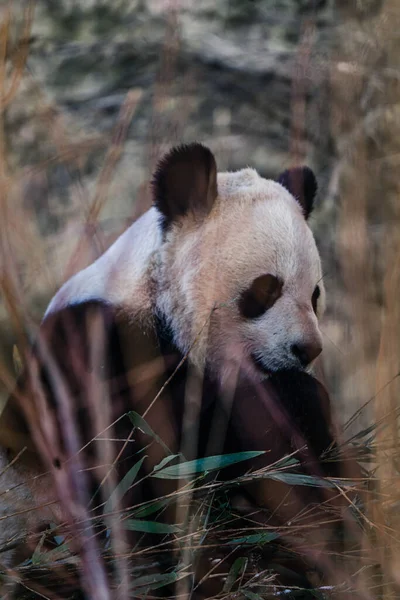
left=277, top=166, right=317, bottom=220
left=152, top=143, right=218, bottom=229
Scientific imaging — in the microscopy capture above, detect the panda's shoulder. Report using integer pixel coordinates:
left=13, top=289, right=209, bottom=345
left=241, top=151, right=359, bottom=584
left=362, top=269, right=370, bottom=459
left=40, top=299, right=188, bottom=391
left=41, top=300, right=152, bottom=368
left=45, top=207, right=162, bottom=317
left=39, top=301, right=128, bottom=382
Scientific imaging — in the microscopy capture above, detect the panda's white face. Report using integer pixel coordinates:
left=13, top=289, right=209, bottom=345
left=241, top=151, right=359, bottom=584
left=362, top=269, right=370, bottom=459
left=155, top=162, right=325, bottom=382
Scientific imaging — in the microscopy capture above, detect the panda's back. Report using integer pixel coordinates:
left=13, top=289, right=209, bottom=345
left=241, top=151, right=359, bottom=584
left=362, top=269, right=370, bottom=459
left=44, top=207, right=161, bottom=319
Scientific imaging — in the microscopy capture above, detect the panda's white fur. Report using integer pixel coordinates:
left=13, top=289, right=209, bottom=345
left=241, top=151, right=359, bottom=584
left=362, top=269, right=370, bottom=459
left=45, top=154, right=325, bottom=384
left=45, top=207, right=162, bottom=318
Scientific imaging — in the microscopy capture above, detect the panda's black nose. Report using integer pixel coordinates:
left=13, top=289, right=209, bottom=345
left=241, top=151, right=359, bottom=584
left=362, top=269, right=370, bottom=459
left=291, top=342, right=322, bottom=367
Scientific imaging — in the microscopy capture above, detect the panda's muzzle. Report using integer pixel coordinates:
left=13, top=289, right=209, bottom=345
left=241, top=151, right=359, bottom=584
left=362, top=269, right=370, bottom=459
left=291, top=341, right=322, bottom=367
left=251, top=339, right=322, bottom=375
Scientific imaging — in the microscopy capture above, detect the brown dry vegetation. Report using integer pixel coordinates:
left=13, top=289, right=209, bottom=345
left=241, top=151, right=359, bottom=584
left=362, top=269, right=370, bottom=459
left=0, top=0, right=400, bottom=598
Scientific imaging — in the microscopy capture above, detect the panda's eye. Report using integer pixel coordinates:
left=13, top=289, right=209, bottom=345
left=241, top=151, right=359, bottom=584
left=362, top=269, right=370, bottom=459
left=312, top=285, right=320, bottom=314
left=239, top=274, right=283, bottom=319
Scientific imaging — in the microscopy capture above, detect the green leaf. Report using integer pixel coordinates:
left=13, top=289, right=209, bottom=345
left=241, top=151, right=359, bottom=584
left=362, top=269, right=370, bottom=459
left=153, top=454, right=182, bottom=472
left=228, top=532, right=279, bottom=546
left=103, top=456, right=146, bottom=515
left=123, top=519, right=180, bottom=534
left=132, top=497, right=172, bottom=518
left=38, top=542, right=71, bottom=562
left=128, top=411, right=172, bottom=455
left=131, top=570, right=190, bottom=592
left=30, top=532, right=47, bottom=566
left=345, top=422, right=379, bottom=444
left=223, top=557, right=248, bottom=593
left=273, top=456, right=299, bottom=468
left=29, top=529, right=71, bottom=565
left=152, top=451, right=265, bottom=479
left=53, top=535, right=65, bottom=545
left=266, top=472, right=337, bottom=488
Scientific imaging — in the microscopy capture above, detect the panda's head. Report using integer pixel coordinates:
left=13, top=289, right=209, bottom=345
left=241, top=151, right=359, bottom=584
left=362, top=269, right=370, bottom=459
left=153, top=143, right=325, bottom=382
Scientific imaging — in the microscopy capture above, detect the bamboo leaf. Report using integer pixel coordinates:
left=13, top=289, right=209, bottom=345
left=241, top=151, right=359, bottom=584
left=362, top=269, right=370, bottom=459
left=152, top=451, right=265, bottom=479
left=123, top=519, right=180, bottom=534
left=132, top=497, right=172, bottom=518
left=273, top=456, right=299, bottom=469
left=228, top=532, right=279, bottom=546
left=223, top=557, right=248, bottom=593
left=128, top=411, right=172, bottom=455
left=153, top=454, right=182, bottom=472
left=265, top=472, right=342, bottom=488
left=265, top=472, right=357, bottom=488
left=268, top=472, right=328, bottom=486
left=103, top=456, right=146, bottom=515
left=131, top=570, right=190, bottom=592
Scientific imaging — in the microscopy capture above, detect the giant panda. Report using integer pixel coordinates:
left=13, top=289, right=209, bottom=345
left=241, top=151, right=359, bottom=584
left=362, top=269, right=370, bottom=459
left=0, top=143, right=359, bottom=597
left=44, top=142, right=324, bottom=382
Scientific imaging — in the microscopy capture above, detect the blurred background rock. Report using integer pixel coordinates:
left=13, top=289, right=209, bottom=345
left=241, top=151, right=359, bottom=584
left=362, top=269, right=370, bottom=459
left=1, top=0, right=399, bottom=438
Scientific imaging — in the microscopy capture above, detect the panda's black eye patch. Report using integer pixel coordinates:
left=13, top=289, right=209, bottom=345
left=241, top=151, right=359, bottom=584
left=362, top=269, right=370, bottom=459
left=312, top=285, right=320, bottom=314
left=239, top=274, right=283, bottom=319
